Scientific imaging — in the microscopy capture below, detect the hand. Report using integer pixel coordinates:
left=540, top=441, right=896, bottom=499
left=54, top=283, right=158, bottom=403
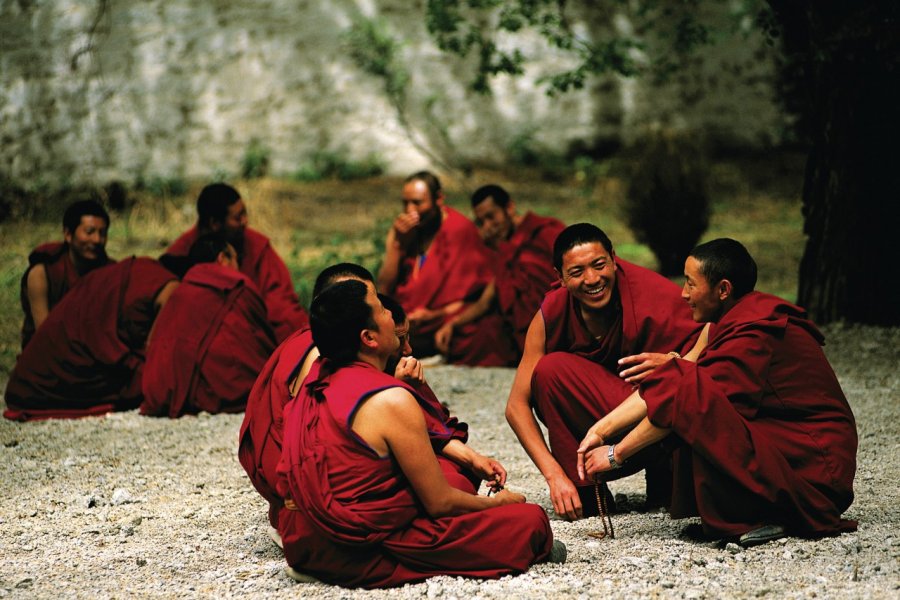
left=547, top=472, right=582, bottom=521
left=583, top=445, right=615, bottom=478
left=392, top=212, right=420, bottom=247
left=576, top=423, right=605, bottom=480
left=470, top=454, right=508, bottom=492
left=434, top=322, right=454, bottom=354
left=492, top=489, right=526, bottom=505
left=393, top=356, right=425, bottom=383
left=407, top=307, right=443, bottom=326
left=617, top=352, right=673, bottom=384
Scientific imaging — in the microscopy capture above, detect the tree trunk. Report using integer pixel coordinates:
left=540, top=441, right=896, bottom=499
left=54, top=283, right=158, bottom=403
left=773, top=1, right=900, bottom=325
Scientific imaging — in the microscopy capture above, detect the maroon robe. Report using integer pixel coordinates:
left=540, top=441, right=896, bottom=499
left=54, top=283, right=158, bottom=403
left=393, top=206, right=516, bottom=366
left=238, top=328, right=470, bottom=527
left=140, top=263, right=276, bottom=418
left=166, top=226, right=307, bottom=342
left=493, top=212, right=565, bottom=353
left=20, top=241, right=113, bottom=348
left=4, top=258, right=177, bottom=421
left=276, top=361, right=552, bottom=588
left=531, top=259, right=700, bottom=487
left=639, top=292, right=858, bottom=537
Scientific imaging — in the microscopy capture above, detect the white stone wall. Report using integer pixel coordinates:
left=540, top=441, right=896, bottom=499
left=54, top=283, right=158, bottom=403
left=0, top=0, right=789, bottom=185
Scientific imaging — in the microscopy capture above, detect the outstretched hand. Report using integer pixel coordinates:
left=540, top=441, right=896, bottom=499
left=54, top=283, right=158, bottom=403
left=576, top=423, right=605, bottom=480
left=582, top=444, right=615, bottom=478
left=617, top=352, right=675, bottom=384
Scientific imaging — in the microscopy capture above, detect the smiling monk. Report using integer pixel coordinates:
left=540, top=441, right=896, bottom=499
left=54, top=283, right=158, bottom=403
left=505, top=223, right=699, bottom=520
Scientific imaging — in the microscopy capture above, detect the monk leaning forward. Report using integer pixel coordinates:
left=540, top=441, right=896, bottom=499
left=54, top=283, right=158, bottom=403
left=163, top=182, right=307, bottom=342
left=506, top=223, right=700, bottom=520
left=275, top=279, right=563, bottom=588
left=4, top=257, right=178, bottom=421
left=141, top=234, right=276, bottom=418
left=579, top=238, right=857, bottom=547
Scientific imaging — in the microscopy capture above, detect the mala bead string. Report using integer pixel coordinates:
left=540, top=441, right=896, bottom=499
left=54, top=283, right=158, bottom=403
left=586, top=480, right=615, bottom=540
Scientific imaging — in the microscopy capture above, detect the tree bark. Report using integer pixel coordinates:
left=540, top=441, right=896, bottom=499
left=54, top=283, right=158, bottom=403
left=772, top=1, right=900, bottom=325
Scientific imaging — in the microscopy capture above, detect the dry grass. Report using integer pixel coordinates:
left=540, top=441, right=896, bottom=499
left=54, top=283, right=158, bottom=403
left=0, top=154, right=806, bottom=377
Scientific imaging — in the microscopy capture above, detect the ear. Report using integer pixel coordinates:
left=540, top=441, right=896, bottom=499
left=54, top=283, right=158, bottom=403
left=554, top=267, right=563, bottom=283
left=506, top=199, right=517, bottom=217
left=360, top=327, right=378, bottom=351
left=206, top=219, right=222, bottom=233
left=718, top=279, right=733, bottom=301
left=63, top=229, right=73, bottom=244
left=215, top=251, right=229, bottom=266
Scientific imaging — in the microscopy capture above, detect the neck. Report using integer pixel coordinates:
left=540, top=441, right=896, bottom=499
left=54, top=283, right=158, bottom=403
left=68, top=247, right=100, bottom=275
left=358, top=351, right=389, bottom=372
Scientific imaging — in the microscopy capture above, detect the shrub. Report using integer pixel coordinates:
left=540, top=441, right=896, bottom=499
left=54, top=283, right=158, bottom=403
left=292, top=151, right=384, bottom=182
left=241, top=139, right=270, bottom=179
left=625, top=130, right=710, bottom=276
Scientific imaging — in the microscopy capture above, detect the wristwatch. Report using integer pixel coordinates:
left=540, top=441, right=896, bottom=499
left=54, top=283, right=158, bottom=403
left=608, top=444, right=623, bottom=469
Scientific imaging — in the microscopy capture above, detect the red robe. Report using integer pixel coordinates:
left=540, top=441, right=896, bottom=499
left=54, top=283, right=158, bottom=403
left=393, top=206, right=516, bottom=366
left=531, top=259, right=700, bottom=487
left=238, top=328, right=470, bottom=526
left=276, top=361, right=552, bottom=589
left=493, top=212, right=565, bottom=353
left=20, top=242, right=114, bottom=348
left=4, top=258, right=177, bottom=421
left=639, top=292, right=858, bottom=537
left=140, top=263, right=276, bottom=418
left=166, top=226, right=307, bottom=342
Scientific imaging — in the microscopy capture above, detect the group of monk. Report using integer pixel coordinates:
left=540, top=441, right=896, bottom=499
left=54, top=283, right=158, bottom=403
left=3, top=170, right=858, bottom=589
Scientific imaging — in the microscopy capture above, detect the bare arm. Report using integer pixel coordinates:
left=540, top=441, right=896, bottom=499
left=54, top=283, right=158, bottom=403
left=505, top=312, right=583, bottom=520
left=583, top=415, right=671, bottom=478
left=354, top=388, right=525, bottom=517
left=289, top=346, right=321, bottom=397
left=435, top=280, right=496, bottom=354
left=25, top=264, right=50, bottom=329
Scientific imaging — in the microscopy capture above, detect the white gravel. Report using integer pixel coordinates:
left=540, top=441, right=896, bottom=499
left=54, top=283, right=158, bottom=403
left=1, top=323, right=898, bottom=599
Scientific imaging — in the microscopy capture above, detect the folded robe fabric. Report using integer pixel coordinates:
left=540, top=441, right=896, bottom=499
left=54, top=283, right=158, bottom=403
left=639, top=292, right=858, bottom=537
left=4, top=257, right=176, bottom=421
left=165, top=226, right=308, bottom=342
left=140, top=263, right=276, bottom=418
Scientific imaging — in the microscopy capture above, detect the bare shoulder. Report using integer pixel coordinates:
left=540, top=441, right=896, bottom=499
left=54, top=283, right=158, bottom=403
left=26, top=263, right=48, bottom=291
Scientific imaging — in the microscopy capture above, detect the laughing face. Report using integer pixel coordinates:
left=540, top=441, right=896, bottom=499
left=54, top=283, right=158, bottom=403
left=558, top=242, right=617, bottom=312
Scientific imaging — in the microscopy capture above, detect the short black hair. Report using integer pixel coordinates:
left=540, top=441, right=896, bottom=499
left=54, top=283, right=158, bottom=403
left=188, top=233, right=231, bottom=265
left=310, top=279, right=375, bottom=365
left=63, top=200, right=110, bottom=233
left=405, top=171, right=442, bottom=201
left=552, top=223, right=614, bottom=271
left=312, top=263, right=375, bottom=299
left=197, top=183, right=241, bottom=227
left=471, top=184, right=510, bottom=209
left=689, top=238, right=757, bottom=299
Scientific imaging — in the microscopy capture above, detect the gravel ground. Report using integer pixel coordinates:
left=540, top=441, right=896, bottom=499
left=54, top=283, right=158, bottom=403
left=1, top=323, right=897, bottom=599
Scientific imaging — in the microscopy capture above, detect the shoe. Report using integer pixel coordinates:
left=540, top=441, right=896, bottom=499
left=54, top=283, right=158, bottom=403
left=285, top=566, right=320, bottom=583
left=268, top=525, right=284, bottom=550
left=547, top=540, right=567, bottom=564
left=738, top=524, right=786, bottom=548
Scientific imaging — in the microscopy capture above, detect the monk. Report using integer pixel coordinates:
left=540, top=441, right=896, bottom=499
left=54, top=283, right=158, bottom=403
left=578, top=238, right=858, bottom=547
left=4, top=257, right=179, bottom=421
left=435, top=184, right=564, bottom=356
left=377, top=171, right=516, bottom=366
left=20, top=200, right=114, bottom=348
left=239, top=263, right=377, bottom=535
left=141, top=235, right=276, bottom=418
left=506, top=223, right=700, bottom=520
left=163, top=182, right=307, bottom=342
left=276, top=279, right=561, bottom=588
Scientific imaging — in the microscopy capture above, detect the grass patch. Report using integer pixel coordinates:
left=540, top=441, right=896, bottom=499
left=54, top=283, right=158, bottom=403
left=0, top=154, right=805, bottom=377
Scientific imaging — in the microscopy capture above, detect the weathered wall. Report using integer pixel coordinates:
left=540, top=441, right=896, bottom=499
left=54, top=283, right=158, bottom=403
left=0, top=0, right=788, bottom=185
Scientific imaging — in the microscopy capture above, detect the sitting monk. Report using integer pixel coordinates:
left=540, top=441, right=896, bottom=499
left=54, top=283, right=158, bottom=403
left=20, top=200, right=115, bottom=348
left=276, top=279, right=561, bottom=588
left=162, top=182, right=307, bottom=342
left=377, top=171, right=516, bottom=366
left=140, top=234, right=277, bottom=418
left=240, top=264, right=489, bottom=545
left=578, top=238, right=858, bottom=546
left=4, top=257, right=179, bottom=421
left=506, top=223, right=700, bottom=520
left=435, top=184, right=564, bottom=357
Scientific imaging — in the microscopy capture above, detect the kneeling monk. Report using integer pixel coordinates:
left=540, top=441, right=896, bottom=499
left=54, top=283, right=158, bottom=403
left=141, top=234, right=277, bottom=417
left=579, top=238, right=857, bottom=546
left=276, top=279, right=560, bottom=588
left=4, top=258, right=178, bottom=421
